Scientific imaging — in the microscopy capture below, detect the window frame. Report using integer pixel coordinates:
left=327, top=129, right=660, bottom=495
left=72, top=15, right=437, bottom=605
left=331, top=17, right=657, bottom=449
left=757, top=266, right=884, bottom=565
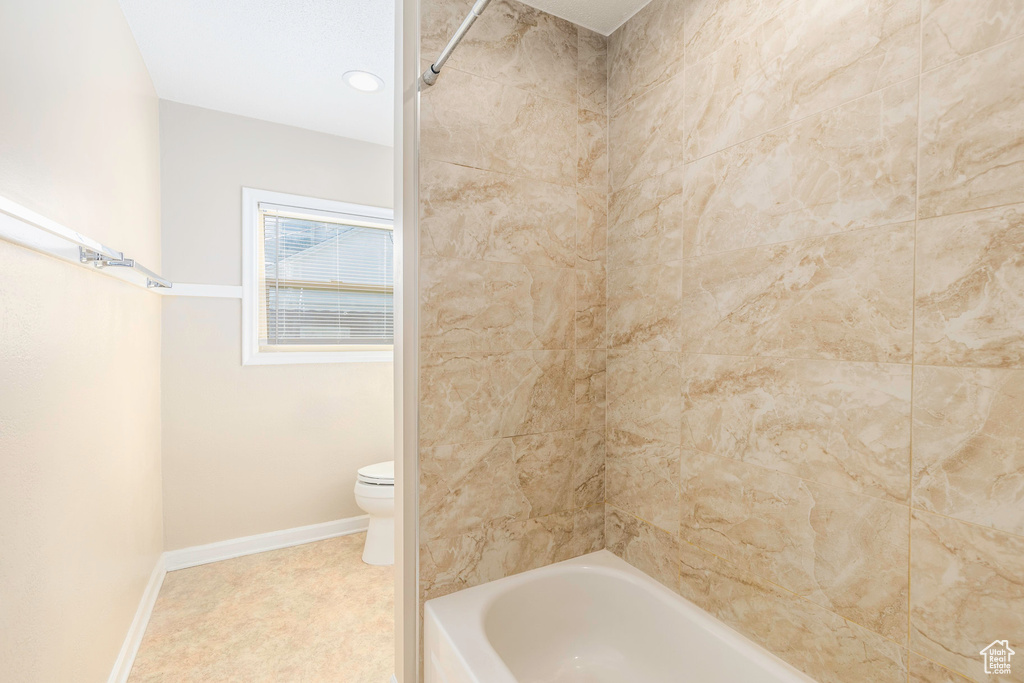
left=241, top=187, right=395, bottom=366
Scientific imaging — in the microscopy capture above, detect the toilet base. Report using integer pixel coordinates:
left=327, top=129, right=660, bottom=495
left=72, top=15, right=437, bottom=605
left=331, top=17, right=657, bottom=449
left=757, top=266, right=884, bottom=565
left=362, top=514, right=394, bottom=566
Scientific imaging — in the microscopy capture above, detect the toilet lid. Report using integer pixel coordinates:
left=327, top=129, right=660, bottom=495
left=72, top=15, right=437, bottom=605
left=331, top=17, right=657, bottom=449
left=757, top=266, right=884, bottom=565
left=357, top=460, right=394, bottom=485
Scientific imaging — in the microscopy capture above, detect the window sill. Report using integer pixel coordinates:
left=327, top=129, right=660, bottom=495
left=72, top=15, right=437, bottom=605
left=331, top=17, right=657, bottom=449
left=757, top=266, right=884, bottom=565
left=242, top=349, right=394, bottom=366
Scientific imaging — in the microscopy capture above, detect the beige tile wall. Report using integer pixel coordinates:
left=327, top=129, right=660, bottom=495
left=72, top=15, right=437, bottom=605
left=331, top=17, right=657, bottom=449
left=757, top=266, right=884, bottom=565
left=605, top=0, right=1024, bottom=682
left=418, top=0, right=1023, bottom=680
left=418, top=0, right=608, bottom=604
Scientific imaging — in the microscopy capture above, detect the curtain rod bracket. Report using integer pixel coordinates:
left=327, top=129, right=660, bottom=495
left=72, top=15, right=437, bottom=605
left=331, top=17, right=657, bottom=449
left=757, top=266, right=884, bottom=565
left=421, top=0, right=492, bottom=88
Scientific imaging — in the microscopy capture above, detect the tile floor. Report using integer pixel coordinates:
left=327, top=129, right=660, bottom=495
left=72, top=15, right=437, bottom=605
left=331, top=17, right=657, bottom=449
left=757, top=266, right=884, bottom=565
left=128, top=533, right=393, bottom=682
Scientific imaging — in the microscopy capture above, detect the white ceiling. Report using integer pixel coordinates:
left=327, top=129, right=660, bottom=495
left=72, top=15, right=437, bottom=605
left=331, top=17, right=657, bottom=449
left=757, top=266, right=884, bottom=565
left=118, top=0, right=395, bottom=147
left=520, top=0, right=651, bottom=35
left=118, top=0, right=647, bottom=148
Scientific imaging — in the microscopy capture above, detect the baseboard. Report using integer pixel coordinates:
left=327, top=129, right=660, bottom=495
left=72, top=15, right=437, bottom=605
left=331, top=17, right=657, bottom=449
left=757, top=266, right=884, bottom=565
left=107, top=555, right=166, bottom=683
left=108, top=516, right=370, bottom=682
left=164, top=515, right=370, bottom=571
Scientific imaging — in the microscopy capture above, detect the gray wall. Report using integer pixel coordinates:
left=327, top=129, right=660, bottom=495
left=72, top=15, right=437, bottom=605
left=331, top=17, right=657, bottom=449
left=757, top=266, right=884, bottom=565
left=158, top=101, right=395, bottom=550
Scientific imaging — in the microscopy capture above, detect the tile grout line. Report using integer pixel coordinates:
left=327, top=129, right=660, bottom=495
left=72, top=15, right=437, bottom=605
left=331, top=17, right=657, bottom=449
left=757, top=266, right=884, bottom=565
left=907, top=650, right=977, bottom=681
left=674, top=349, right=914, bottom=367
left=676, top=38, right=689, bottom=591
left=423, top=503, right=599, bottom=548
left=607, top=117, right=1022, bottom=270
left=677, top=531, right=912, bottom=651
left=674, top=422, right=1024, bottom=541
left=574, top=25, right=582, bottom=531
left=918, top=197, right=1024, bottom=224
left=910, top=506, right=1024, bottom=542
left=421, top=253, right=583, bottom=272
left=602, top=27, right=611, bottom=549
left=609, top=64, right=920, bottom=197
left=678, top=443, right=911, bottom=508
left=908, top=0, right=926, bottom=669
left=610, top=503, right=911, bottom=652
left=419, top=154, right=598, bottom=191
left=606, top=218, right=917, bottom=273
left=422, top=428, right=603, bottom=449
left=920, top=29, right=1024, bottom=77
left=607, top=349, right=1024, bottom=374
left=678, top=74, right=921, bottom=172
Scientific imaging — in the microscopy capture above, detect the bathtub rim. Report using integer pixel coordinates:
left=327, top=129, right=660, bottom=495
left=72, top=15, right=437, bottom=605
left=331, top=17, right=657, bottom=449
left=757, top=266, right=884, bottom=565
left=424, top=549, right=817, bottom=683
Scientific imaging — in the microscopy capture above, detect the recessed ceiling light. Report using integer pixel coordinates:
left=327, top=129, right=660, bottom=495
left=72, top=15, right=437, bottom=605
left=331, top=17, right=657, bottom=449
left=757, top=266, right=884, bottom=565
left=343, top=70, right=385, bottom=93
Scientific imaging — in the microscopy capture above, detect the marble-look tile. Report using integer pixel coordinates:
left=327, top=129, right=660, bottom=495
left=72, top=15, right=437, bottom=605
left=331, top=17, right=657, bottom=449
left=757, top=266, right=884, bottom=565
left=678, top=541, right=910, bottom=683
left=511, top=431, right=575, bottom=518
left=678, top=223, right=915, bottom=362
left=605, top=505, right=679, bottom=590
left=577, top=107, right=608, bottom=190
left=491, top=352, right=574, bottom=441
left=421, top=66, right=576, bottom=186
left=606, top=429, right=680, bottom=534
left=576, top=189, right=607, bottom=271
left=575, top=268, right=606, bottom=350
left=910, top=511, right=1024, bottom=682
left=685, top=0, right=919, bottom=160
left=573, top=430, right=605, bottom=509
left=681, top=354, right=912, bottom=502
left=607, top=349, right=681, bottom=446
left=684, top=81, right=918, bottom=256
left=919, top=37, right=1024, bottom=218
left=913, top=366, right=1024, bottom=536
left=420, top=159, right=576, bottom=268
left=679, top=451, right=910, bottom=641
left=573, top=504, right=605, bottom=556
left=683, top=0, right=796, bottom=68
left=608, top=169, right=684, bottom=269
left=915, top=204, right=1024, bottom=368
left=421, top=0, right=578, bottom=105
left=923, top=0, right=1024, bottom=71
left=420, top=438, right=530, bottom=541
left=420, top=512, right=576, bottom=601
left=420, top=257, right=574, bottom=353
left=574, top=350, right=606, bottom=432
left=607, top=262, right=683, bottom=351
left=607, top=0, right=686, bottom=112
left=578, top=28, right=608, bottom=114
left=909, top=653, right=974, bottom=683
left=420, top=350, right=574, bottom=446
left=609, top=73, right=685, bottom=191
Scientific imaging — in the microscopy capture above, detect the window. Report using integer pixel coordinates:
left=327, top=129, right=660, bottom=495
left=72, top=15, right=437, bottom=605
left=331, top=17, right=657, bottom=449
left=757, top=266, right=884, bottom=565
left=242, top=188, right=394, bottom=365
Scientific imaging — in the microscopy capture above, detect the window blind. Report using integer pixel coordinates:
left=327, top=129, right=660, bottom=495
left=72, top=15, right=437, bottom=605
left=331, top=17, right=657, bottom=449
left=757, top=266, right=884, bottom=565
left=258, top=205, right=394, bottom=348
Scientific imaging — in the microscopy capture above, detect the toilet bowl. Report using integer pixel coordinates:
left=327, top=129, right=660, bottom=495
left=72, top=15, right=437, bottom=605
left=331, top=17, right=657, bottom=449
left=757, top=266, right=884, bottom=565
left=354, top=460, right=394, bottom=566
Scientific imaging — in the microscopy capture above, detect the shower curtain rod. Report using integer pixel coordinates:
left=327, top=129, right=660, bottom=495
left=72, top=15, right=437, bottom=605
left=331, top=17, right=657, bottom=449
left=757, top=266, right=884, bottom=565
left=421, top=0, right=492, bottom=87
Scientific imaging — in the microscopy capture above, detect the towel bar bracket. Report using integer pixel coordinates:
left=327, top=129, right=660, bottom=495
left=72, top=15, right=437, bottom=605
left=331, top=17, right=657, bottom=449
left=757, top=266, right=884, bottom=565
left=80, top=247, right=133, bottom=268
left=79, top=247, right=172, bottom=289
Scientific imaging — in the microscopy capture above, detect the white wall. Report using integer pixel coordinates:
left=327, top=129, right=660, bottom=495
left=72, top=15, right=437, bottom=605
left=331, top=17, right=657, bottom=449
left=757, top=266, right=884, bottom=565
left=0, top=1, right=163, bottom=681
left=159, top=101, right=395, bottom=550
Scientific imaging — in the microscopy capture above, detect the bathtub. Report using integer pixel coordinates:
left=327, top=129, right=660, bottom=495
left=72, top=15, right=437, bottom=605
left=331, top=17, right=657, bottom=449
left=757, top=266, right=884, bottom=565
left=424, top=550, right=815, bottom=683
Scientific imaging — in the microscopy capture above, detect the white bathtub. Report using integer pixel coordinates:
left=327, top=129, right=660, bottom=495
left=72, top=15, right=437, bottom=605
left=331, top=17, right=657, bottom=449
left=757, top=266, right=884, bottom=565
left=424, top=550, right=815, bottom=683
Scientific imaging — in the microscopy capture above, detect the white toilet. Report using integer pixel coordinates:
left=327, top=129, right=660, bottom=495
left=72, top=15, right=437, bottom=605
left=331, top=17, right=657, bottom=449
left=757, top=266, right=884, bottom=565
left=354, top=460, right=395, bottom=566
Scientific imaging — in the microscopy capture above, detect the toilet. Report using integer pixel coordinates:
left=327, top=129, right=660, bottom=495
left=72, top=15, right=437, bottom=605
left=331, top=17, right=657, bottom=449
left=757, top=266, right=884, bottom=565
left=354, top=460, right=395, bottom=565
